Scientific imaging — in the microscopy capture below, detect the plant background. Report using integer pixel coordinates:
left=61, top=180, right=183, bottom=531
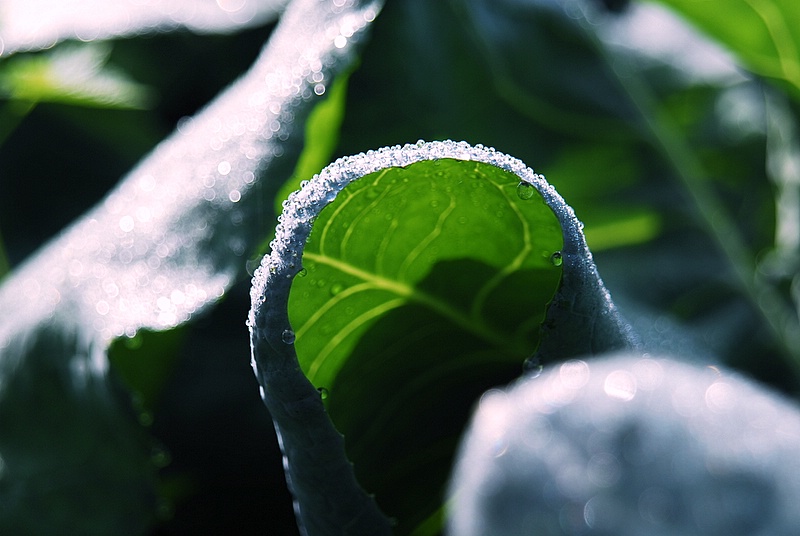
left=1, top=0, right=799, bottom=534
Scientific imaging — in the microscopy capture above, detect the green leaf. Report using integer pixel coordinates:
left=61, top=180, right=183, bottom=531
left=0, top=43, right=155, bottom=109
left=0, top=0, right=381, bottom=532
left=249, top=140, right=636, bottom=536
left=650, top=0, right=800, bottom=101
left=292, top=157, right=563, bottom=389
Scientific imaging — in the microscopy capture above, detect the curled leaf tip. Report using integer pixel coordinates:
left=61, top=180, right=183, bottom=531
left=250, top=139, right=636, bottom=534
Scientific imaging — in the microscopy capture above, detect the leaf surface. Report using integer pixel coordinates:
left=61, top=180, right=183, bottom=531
left=0, top=0, right=381, bottom=532
left=0, top=0, right=289, bottom=56
left=450, top=354, right=800, bottom=536
left=249, top=140, right=636, bottom=535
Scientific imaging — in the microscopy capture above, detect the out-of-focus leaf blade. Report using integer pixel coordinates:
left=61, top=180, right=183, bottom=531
left=650, top=0, right=800, bottom=101
left=449, top=354, right=800, bottom=535
left=0, top=319, right=159, bottom=536
left=0, top=227, right=8, bottom=279
left=0, top=0, right=381, bottom=532
left=249, top=140, right=636, bottom=536
left=0, top=0, right=290, bottom=56
left=0, top=43, right=155, bottom=109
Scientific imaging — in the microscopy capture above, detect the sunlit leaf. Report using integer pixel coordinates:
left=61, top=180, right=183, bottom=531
left=0, top=0, right=290, bottom=56
left=0, top=0, right=381, bottom=532
left=249, top=140, right=636, bottom=535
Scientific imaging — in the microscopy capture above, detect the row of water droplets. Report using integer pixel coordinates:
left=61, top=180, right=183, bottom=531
left=249, top=140, right=569, bottom=371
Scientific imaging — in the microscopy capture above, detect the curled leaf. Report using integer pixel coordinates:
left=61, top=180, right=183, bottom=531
left=249, top=140, right=635, bottom=534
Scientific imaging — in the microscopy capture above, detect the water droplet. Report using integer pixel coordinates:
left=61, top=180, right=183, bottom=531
left=246, top=256, right=263, bottom=276
left=119, top=215, right=135, bottom=232
left=124, top=333, right=143, bottom=349
left=550, top=251, right=563, bottom=267
left=156, top=498, right=174, bottom=521
left=139, top=411, right=154, bottom=426
left=523, top=355, right=543, bottom=377
left=516, top=181, right=535, bottom=200
left=318, top=387, right=329, bottom=400
left=297, top=267, right=308, bottom=277
left=330, top=282, right=344, bottom=296
left=151, top=447, right=171, bottom=468
left=281, top=329, right=295, bottom=344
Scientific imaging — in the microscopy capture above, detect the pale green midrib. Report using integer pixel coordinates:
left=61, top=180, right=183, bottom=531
left=339, top=170, right=393, bottom=255
left=397, top=193, right=456, bottom=281
left=308, top=296, right=407, bottom=379
left=302, top=251, right=521, bottom=354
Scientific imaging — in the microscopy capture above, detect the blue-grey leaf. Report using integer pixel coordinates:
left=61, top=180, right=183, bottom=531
left=449, top=354, right=800, bottom=536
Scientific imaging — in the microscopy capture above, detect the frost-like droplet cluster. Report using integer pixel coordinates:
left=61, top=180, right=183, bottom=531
left=449, top=354, right=800, bottom=536
left=249, top=140, right=561, bottom=330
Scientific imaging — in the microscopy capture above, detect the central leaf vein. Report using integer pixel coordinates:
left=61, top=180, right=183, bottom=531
left=300, top=251, right=519, bottom=363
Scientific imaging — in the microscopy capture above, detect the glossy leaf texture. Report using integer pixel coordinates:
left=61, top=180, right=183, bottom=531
left=0, top=0, right=289, bottom=56
left=0, top=0, right=381, bottom=533
left=249, top=140, right=636, bottom=535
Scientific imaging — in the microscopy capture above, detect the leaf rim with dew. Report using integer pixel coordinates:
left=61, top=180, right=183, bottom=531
left=248, top=139, right=638, bottom=535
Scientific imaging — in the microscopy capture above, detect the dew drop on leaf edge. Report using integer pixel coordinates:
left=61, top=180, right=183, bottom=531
left=516, top=181, right=535, bottom=200
left=281, top=329, right=296, bottom=344
left=550, top=251, right=563, bottom=267
left=246, top=257, right=262, bottom=276
left=523, top=355, right=543, bottom=378
left=318, top=387, right=329, bottom=400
